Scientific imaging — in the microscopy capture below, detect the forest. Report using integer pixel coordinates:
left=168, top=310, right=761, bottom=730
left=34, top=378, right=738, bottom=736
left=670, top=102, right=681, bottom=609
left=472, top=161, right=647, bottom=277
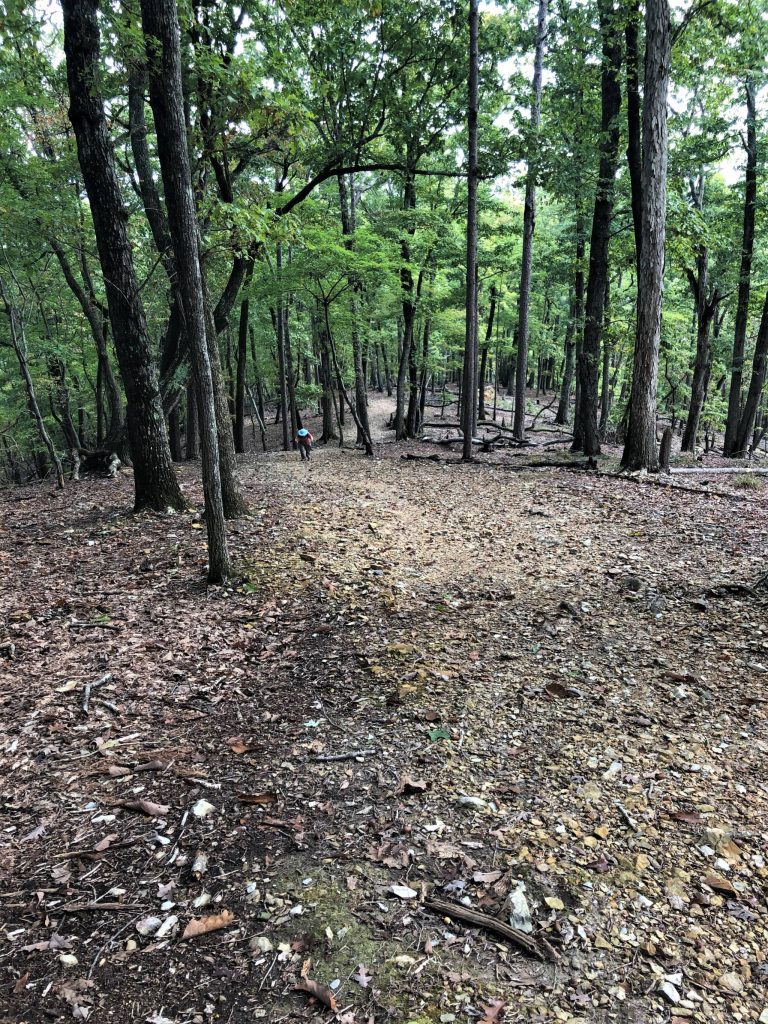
left=1, top=0, right=767, bottom=1022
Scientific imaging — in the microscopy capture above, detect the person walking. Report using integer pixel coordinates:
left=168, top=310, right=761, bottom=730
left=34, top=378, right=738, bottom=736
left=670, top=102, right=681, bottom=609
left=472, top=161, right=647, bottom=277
left=297, top=427, right=313, bottom=462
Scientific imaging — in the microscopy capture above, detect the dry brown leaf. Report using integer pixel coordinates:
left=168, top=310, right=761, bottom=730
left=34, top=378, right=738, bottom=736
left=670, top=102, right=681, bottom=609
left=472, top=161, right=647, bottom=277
left=473, top=870, right=503, bottom=885
left=394, top=775, right=429, bottom=796
left=294, top=978, right=337, bottom=1011
left=114, top=798, right=170, bottom=817
left=181, top=910, right=234, bottom=939
left=479, top=1000, right=505, bottom=1023
left=237, top=792, right=277, bottom=805
left=13, top=972, right=30, bottom=993
left=93, top=833, right=119, bottom=852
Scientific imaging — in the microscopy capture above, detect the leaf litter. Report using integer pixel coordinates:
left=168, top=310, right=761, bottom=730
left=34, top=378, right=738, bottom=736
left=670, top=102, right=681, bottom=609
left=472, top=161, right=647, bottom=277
left=1, top=402, right=767, bottom=1023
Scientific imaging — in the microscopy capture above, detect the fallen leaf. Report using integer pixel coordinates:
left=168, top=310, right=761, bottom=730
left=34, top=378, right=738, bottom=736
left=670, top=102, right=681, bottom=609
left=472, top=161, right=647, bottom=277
left=294, top=978, right=337, bottom=1011
left=13, top=972, right=30, bottom=993
left=114, top=799, right=169, bottom=817
left=181, top=909, right=234, bottom=940
left=93, top=833, right=119, bottom=853
left=395, top=775, right=429, bottom=796
left=479, top=999, right=505, bottom=1023
left=237, top=792, right=277, bottom=805
left=352, top=964, right=373, bottom=988
left=472, top=870, right=503, bottom=885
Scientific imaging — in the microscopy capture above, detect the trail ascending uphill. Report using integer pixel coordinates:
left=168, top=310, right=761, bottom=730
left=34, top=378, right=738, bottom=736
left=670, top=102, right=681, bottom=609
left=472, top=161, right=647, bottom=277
left=1, top=441, right=767, bottom=1024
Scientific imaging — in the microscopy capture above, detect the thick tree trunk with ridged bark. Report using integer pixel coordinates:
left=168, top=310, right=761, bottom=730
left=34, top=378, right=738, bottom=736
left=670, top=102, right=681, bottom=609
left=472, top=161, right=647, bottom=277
left=62, top=0, right=184, bottom=512
left=140, top=0, right=230, bottom=583
left=622, top=0, right=670, bottom=471
left=572, top=0, right=621, bottom=458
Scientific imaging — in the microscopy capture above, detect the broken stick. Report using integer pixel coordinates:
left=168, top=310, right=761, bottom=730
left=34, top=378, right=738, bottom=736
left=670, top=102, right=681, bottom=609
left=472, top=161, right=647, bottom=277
left=82, top=672, right=112, bottom=715
left=312, top=748, right=378, bottom=763
left=424, top=897, right=557, bottom=962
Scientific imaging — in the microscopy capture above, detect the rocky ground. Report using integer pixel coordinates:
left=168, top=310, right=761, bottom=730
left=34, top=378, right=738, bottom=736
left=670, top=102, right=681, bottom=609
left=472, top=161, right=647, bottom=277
left=1, top=394, right=767, bottom=1024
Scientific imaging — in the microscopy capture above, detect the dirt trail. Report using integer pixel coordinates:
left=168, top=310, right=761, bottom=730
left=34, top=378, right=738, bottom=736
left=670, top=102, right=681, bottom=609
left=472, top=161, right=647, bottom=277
left=1, top=426, right=767, bottom=1024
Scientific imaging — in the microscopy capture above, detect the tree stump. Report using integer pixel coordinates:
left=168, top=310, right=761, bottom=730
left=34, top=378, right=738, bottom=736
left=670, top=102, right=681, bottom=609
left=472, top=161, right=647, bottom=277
left=659, top=426, right=672, bottom=474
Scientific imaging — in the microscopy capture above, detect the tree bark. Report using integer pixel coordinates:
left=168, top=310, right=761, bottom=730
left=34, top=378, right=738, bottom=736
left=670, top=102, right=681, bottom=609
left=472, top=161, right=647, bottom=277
left=572, top=0, right=621, bottom=457
left=234, top=279, right=251, bottom=454
left=512, top=0, right=548, bottom=443
left=462, top=0, right=481, bottom=461
left=395, top=151, right=418, bottom=441
left=140, top=0, right=230, bottom=582
left=0, top=277, right=65, bottom=489
left=625, top=0, right=643, bottom=276
left=62, top=0, right=184, bottom=512
left=477, top=285, right=498, bottom=420
left=734, top=289, right=768, bottom=456
left=186, top=379, right=199, bottom=459
left=337, top=173, right=373, bottom=453
left=681, top=254, right=719, bottom=452
left=724, top=77, right=758, bottom=457
left=621, top=0, right=670, bottom=471
left=49, top=240, right=124, bottom=452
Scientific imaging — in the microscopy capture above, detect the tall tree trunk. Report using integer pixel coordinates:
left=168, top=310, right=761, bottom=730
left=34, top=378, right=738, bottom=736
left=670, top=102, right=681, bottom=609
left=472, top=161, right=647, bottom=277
left=62, top=0, right=184, bottom=512
left=478, top=285, right=498, bottom=420
left=512, top=0, right=548, bottom=442
left=734, top=289, right=768, bottom=456
left=724, top=77, right=758, bottom=456
left=168, top=407, right=183, bottom=461
left=337, top=173, right=373, bottom=453
left=234, top=286, right=250, bottom=454
left=681, top=253, right=719, bottom=452
left=555, top=298, right=577, bottom=426
left=625, top=0, right=643, bottom=276
left=621, top=0, right=670, bottom=471
left=461, top=0, right=481, bottom=460
left=140, top=0, right=230, bottom=582
left=599, top=276, right=612, bottom=437
left=49, top=240, right=124, bottom=453
left=395, top=150, right=418, bottom=440
left=273, top=243, right=291, bottom=451
left=572, top=0, right=621, bottom=457
left=556, top=221, right=585, bottom=426
left=381, top=343, right=393, bottom=397
left=186, top=380, right=199, bottom=459
left=0, top=277, right=65, bottom=489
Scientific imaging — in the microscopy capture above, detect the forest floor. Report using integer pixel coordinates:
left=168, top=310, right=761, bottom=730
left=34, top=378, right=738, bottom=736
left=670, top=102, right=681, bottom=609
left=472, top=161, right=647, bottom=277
left=2, top=392, right=768, bottom=1024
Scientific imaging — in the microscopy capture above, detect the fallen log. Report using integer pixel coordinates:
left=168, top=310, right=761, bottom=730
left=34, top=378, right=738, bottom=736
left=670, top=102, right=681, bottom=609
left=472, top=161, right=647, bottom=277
left=424, top=897, right=557, bottom=962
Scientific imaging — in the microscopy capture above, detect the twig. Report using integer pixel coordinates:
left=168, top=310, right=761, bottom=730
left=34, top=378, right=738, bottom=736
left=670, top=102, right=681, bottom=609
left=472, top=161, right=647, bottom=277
left=88, top=915, right=142, bottom=978
left=70, top=621, right=122, bottom=631
left=62, top=902, right=147, bottom=913
left=615, top=801, right=639, bottom=832
left=82, top=672, right=112, bottom=715
left=424, top=898, right=556, bottom=962
left=312, top=748, right=378, bottom=762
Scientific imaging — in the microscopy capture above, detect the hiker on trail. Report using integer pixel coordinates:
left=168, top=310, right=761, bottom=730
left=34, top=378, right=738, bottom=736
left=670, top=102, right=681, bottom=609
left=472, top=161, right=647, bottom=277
left=297, top=427, right=313, bottom=462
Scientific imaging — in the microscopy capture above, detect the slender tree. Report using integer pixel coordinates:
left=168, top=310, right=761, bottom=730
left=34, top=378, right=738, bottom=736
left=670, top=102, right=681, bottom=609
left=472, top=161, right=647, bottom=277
left=572, top=0, right=621, bottom=457
left=461, top=0, right=480, bottom=461
left=724, top=77, right=757, bottom=456
left=140, top=0, right=230, bottom=583
left=622, top=0, right=671, bottom=471
left=61, top=0, right=185, bottom=512
left=513, top=0, right=548, bottom=442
